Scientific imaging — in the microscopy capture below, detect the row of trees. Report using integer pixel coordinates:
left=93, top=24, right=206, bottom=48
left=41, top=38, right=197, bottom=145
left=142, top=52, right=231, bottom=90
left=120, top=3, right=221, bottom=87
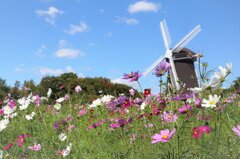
left=0, top=73, right=134, bottom=103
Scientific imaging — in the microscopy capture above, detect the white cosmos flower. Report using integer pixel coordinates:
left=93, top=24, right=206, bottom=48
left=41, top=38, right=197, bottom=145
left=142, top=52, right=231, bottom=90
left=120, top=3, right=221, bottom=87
left=226, top=63, right=232, bottom=73
left=101, top=95, right=114, bottom=104
left=201, top=94, right=221, bottom=108
left=8, top=112, right=17, bottom=119
left=0, top=149, right=3, bottom=159
left=74, top=85, right=82, bottom=93
left=56, top=97, right=65, bottom=103
left=3, top=105, right=16, bottom=115
left=189, top=87, right=203, bottom=94
left=61, top=143, right=72, bottom=157
left=41, top=97, right=47, bottom=101
left=18, top=97, right=31, bottom=110
left=54, top=103, right=61, bottom=110
left=25, top=112, right=35, bottom=120
left=88, top=95, right=114, bottom=108
left=88, top=98, right=102, bottom=108
left=0, top=119, right=9, bottom=132
left=47, top=88, right=52, bottom=97
left=59, top=133, right=67, bottom=141
left=140, top=102, right=146, bottom=110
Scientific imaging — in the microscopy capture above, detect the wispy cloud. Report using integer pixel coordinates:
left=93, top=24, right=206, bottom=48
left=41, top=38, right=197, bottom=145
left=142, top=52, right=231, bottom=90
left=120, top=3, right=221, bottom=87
left=111, top=78, right=138, bottom=89
left=35, top=45, right=47, bottom=58
left=15, top=67, right=24, bottom=72
left=115, top=16, right=139, bottom=25
left=39, top=66, right=74, bottom=76
left=54, top=40, right=85, bottom=59
left=128, top=1, right=160, bottom=13
left=65, top=22, right=89, bottom=35
left=35, top=6, right=64, bottom=25
left=105, top=32, right=113, bottom=38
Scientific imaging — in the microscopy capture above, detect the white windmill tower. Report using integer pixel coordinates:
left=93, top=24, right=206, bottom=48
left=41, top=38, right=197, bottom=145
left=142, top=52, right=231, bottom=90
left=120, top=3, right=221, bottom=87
left=143, top=19, right=201, bottom=91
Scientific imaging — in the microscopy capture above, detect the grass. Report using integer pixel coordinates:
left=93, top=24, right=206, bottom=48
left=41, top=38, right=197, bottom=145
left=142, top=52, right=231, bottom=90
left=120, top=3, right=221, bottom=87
left=0, top=89, right=240, bottom=159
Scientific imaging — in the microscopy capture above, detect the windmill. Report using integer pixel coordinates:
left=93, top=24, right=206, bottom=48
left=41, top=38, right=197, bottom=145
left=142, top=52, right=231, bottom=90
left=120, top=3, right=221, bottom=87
left=143, top=19, right=201, bottom=91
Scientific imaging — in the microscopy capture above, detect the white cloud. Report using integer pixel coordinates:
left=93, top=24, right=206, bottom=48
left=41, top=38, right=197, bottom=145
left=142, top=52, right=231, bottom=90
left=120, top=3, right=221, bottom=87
left=88, top=43, right=94, bottom=47
left=111, top=78, right=138, bottom=89
left=115, top=16, right=139, bottom=25
left=35, top=45, right=47, bottom=58
left=128, top=1, right=159, bottom=13
left=65, top=22, right=88, bottom=35
left=55, top=48, right=85, bottom=59
left=77, top=72, right=85, bottom=78
left=35, top=6, right=64, bottom=25
left=54, top=40, right=85, bottom=59
left=58, top=39, right=68, bottom=48
left=39, top=66, right=75, bottom=76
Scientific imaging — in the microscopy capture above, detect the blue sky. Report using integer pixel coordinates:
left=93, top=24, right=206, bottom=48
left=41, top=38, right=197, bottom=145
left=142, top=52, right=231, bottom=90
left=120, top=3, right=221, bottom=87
left=0, top=0, right=239, bottom=92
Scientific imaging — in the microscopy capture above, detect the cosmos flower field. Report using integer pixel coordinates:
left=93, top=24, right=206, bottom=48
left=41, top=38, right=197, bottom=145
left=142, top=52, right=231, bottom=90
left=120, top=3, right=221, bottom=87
left=0, top=63, right=240, bottom=159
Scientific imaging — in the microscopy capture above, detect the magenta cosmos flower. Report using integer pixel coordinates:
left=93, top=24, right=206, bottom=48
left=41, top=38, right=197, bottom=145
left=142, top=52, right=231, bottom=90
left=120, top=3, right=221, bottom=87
left=123, top=71, right=141, bottom=82
left=154, top=61, right=171, bottom=77
left=152, top=128, right=176, bottom=144
left=192, top=126, right=211, bottom=139
left=17, top=134, right=25, bottom=147
left=232, top=125, right=240, bottom=138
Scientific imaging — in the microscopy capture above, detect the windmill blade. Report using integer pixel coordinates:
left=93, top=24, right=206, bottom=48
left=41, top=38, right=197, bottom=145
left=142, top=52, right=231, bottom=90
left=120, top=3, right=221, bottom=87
left=160, top=19, right=172, bottom=50
left=172, top=25, right=201, bottom=53
left=143, top=56, right=165, bottom=76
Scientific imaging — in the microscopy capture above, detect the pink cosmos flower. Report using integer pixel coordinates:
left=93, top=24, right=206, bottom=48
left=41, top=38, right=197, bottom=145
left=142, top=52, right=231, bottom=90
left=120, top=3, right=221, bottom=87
left=87, top=120, right=103, bottom=130
left=129, top=89, right=135, bottom=96
left=78, top=109, right=87, bottom=117
left=232, top=125, right=240, bottom=138
left=110, top=123, right=121, bottom=129
left=195, top=98, right=202, bottom=108
left=178, top=104, right=192, bottom=114
left=162, top=111, right=178, bottom=123
left=154, top=61, right=171, bottom=77
left=144, top=123, right=154, bottom=128
left=28, top=143, right=41, bottom=151
left=68, top=125, right=75, bottom=131
left=123, top=71, right=142, bottom=82
left=152, top=128, right=176, bottom=144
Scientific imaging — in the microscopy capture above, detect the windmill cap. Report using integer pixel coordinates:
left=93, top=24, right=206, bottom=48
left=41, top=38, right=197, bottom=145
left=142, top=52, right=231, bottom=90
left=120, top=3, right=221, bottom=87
left=173, top=48, right=197, bottom=61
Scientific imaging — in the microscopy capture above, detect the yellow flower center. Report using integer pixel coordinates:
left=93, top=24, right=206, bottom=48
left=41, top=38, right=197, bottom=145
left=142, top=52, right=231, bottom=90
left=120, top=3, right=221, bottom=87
left=167, top=115, right=172, bottom=119
left=209, top=100, right=216, bottom=105
left=162, top=134, right=168, bottom=139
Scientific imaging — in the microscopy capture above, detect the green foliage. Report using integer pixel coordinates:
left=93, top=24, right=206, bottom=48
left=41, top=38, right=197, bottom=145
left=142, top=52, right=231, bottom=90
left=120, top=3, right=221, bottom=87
left=38, top=73, right=133, bottom=102
left=232, top=77, right=240, bottom=89
left=0, top=89, right=239, bottom=158
left=0, top=73, right=135, bottom=103
left=0, top=77, right=10, bottom=100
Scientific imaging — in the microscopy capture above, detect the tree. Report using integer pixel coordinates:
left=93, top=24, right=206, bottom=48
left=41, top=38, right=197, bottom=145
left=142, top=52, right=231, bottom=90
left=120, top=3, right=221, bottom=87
left=0, top=78, right=10, bottom=100
left=232, top=77, right=240, bottom=89
left=10, top=80, right=21, bottom=99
